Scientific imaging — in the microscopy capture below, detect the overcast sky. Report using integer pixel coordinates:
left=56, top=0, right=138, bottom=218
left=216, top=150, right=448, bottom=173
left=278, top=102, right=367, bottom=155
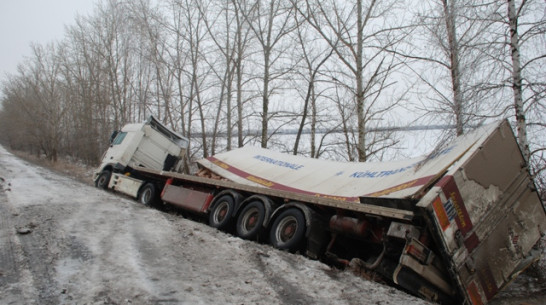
left=0, top=0, right=95, bottom=79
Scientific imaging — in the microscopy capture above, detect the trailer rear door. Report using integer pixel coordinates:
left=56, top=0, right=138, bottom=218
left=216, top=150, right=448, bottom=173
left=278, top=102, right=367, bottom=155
left=419, top=121, right=546, bottom=304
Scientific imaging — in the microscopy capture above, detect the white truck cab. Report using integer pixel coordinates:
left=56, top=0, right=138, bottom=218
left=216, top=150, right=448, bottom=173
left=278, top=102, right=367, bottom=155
left=93, top=116, right=189, bottom=196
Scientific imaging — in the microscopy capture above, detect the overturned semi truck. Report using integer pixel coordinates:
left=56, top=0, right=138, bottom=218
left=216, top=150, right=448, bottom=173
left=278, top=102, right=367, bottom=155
left=94, top=117, right=545, bottom=304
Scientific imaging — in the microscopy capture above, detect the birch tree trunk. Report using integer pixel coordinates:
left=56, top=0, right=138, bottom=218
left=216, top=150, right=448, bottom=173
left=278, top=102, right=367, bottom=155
left=355, top=0, right=367, bottom=161
left=442, top=0, right=464, bottom=136
left=507, top=0, right=530, bottom=162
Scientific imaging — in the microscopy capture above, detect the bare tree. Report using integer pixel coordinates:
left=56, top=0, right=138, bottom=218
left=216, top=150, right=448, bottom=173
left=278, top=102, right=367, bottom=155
left=228, top=0, right=256, bottom=149
left=93, top=1, right=138, bottom=128
left=180, top=0, right=213, bottom=157
left=402, top=0, right=501, bottom=136
left=64, top=13, right=120, bottom=162
left=132, top=0, right=178, bottom=128
left=297, top=0, right=408, bottom=161
left=0, top=44, right=69, bottom=161
left=490, top=0, right=546, bottom=196
left=158, top=0, right=190, bottom=136
left=239, top=0, right=297, bottom=148
left=0, top=75, right=40, bottom=154
left=200, top=0, right=253, bottom=153
left=502, top=0, right=545, bottom=163
left=291, top=5, right=334, bottom=156
left=441, top=0, right=464, bottom=135
left=454, top=0, right=546, bottom=173
left=507, top=0, right=527, bottom=159
left=200, top=0, right=235, bottom=153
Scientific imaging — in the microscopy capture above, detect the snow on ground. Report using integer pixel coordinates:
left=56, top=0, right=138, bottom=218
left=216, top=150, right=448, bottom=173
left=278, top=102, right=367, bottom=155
left=0, top=145, right=429, bottom=305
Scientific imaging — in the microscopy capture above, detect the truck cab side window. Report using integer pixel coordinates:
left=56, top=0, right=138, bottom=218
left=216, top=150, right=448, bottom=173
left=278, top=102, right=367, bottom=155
left=111, top=132, right=127, bottom=145
left=109, top=131, right=119, bottom=144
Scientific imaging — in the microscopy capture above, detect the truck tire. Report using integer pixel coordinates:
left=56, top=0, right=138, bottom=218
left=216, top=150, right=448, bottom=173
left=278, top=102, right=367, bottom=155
left=209, top=195, right=235, bottom=230
left=138, top=183, right=157, bottom=205
left=269, top=208, right=306, bottom=252
left=95, top=170, right=112, bottom=189
left=236, top=201, right=266, bottom=240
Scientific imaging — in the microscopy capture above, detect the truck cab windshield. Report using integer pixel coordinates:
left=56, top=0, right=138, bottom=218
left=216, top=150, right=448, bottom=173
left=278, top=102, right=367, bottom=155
left=112, top=132, right=127, bottom=145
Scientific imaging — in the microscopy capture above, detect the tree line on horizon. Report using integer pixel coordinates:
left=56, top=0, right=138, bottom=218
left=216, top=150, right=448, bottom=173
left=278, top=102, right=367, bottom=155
left=0, top=0, right=544, bottom=196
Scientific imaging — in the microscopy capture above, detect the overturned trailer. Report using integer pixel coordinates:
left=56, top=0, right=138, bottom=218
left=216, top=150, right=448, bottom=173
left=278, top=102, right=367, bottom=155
left=95, top=119, right=545, bottom=304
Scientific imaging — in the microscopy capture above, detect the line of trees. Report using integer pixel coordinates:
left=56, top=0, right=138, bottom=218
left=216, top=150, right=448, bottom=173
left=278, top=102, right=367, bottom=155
left=0, top=0, right=544, bottom=195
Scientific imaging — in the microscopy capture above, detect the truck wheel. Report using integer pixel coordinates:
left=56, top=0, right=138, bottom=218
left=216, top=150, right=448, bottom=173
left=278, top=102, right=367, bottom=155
left=269, top=208, right=306, bottom=252
left=139, top=183, right=157, bottom=205
left=95, top=170, right=112, bottom=189
left=209, top=195, right=235, bottom=230
left=236, top=201, right=266, bottom=240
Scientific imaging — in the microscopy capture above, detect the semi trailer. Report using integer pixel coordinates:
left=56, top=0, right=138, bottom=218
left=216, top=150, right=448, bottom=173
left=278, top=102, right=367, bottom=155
left=93, top=117, right=545, bottom=305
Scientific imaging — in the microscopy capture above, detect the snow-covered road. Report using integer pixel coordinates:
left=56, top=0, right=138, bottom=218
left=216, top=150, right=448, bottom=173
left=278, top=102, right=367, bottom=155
left=0, top=146, right=431, bottom=304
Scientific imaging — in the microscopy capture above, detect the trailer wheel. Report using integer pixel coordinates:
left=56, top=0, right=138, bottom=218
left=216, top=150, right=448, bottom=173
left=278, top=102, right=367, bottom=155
left=269, top=208, right=306, bottom=252
left=138, top=183, right=157, bottom=205
left=95, top=170, right=112, bottom=189
left=236, top=201, right=266, bottom=240
left=209, top=195, right=235, bottom=230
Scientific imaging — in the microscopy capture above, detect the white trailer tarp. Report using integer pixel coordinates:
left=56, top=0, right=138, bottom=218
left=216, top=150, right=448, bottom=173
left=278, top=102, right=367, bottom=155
left=197, top=122, right=500, bottom=200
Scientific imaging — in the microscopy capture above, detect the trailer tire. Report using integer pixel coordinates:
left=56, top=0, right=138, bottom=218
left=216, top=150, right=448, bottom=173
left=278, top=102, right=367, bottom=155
left=209, top=195, right=235, bottom=230
left=138, top=183, right=157, bottom=205
left=269, top=208, right=306, bottom=252
left=236, top=201, right=266, bottom=240
left=95, top=170, right=112, bottom=189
